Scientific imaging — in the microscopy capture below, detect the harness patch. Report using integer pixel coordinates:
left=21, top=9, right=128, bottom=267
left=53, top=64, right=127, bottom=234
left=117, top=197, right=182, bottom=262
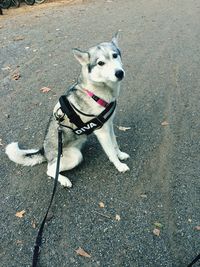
left=74, top=122, right=98, bottom=135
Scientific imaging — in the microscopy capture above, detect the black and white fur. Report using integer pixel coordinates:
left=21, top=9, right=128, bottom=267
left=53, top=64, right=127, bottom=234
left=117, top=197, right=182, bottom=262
left=6, top=33, right=130, bottom=188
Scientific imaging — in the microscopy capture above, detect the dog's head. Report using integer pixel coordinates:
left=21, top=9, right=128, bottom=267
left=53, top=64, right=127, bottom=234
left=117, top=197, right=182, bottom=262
left=73, top=32, right=124, bottom=86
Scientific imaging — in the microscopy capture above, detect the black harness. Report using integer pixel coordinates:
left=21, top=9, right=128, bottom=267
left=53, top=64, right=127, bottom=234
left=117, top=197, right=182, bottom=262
left=55, top=95, right=116, bottom=135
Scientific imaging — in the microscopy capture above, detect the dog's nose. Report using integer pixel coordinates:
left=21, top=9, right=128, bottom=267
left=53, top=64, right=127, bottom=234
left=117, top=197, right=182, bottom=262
left=115, top=70, right=124, bottom=80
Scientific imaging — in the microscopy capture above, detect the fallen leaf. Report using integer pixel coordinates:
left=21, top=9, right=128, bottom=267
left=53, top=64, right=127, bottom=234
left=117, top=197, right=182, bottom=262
left=115, top=214, right=121, bottom=221
left=31, top=219, right=37, bottom=229
left=140, top=194, right=147, bottom=198
left=15, top=210, right=26, bottom=218
left=161, top=121, right=169, bottom=126
left=16, top=240, right=23, bottom=244
left=40, top=87, right=51, bottom=93
left=194, top=226, right=200, bottom=231
left=99, top=202, right=105, bottom=208
left=117, top=126, right=131, bottom=131
left=12, top=71, right=20, bottom=80
left=0, top=138, right=3, bottom=146
left=153, top=228, right=160, bottom=236
left=154, top=222, right=163, bottom=228
left=13, top=36, right=24, bottom=41
left=75, top=247, right=91, bottom=258
left=1, top=66, right=11, bottom=71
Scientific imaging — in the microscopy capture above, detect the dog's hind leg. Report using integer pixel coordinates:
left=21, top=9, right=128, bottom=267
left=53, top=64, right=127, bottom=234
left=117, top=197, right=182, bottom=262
left=47, top=147, right=83, bottom=188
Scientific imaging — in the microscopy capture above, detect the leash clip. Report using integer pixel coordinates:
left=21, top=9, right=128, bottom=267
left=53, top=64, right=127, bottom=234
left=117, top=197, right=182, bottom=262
left=54, top=108, right=65, bottom=122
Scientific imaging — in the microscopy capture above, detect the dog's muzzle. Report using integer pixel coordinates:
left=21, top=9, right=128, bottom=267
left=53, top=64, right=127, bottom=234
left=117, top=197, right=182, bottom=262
left=115, top=70, right=124, bottom=81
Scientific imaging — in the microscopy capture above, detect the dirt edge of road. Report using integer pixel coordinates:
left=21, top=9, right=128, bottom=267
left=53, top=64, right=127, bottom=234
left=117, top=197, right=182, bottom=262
left=0, top=0, right=81, bottom=17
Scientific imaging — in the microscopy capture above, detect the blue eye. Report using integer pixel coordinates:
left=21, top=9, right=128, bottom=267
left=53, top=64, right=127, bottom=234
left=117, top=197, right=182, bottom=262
left=113, top=53, right=118, bottom=59
left=98, top=61, right=105, bottom=66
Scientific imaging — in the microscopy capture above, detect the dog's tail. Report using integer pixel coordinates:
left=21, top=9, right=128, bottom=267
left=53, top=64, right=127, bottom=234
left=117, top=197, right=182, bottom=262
left=5, top=142, right=46, bottom=166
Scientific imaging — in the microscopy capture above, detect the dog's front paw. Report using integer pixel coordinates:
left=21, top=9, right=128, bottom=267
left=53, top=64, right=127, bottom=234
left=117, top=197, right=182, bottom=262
left=116, top=162, right=130, bottom=173
left=118, top=151, right=130, bottom=161
left=58, top=175, right=72, bottom=188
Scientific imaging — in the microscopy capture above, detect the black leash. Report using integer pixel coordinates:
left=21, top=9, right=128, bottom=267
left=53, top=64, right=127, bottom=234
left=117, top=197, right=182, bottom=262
left=187, top=253, right=200, bottom=267
left=32, top=125, right=63, bottom=267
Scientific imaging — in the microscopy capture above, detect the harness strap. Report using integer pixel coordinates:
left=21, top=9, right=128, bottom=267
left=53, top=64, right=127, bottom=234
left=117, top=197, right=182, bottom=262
left=59, top=96, right=84, bottom=128
left=73, top=101, right=116, bottom=135
left=58, top=95, right=116, bottom=135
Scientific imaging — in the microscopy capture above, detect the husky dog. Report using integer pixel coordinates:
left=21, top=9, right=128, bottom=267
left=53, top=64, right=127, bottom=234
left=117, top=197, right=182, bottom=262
left=5, top=33, right=130, bottom=188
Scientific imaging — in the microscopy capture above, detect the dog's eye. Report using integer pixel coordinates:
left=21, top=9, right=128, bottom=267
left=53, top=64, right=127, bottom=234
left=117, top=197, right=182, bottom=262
left=98, top=61, right=105, bottom=66
left=113, top=53, right=118, bottom=59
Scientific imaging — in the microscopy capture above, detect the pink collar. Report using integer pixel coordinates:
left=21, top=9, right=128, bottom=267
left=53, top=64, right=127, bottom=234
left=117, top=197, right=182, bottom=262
left=83, top=88, right=109, bottom=108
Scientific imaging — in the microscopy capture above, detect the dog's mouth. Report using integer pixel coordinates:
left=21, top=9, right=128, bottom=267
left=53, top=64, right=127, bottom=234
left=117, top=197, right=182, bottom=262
left=115, top=70, right=124, bottom=81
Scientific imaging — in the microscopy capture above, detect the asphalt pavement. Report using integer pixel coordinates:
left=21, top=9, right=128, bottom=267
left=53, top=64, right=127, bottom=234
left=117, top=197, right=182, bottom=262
left=0, top=0, right=200, bottom=266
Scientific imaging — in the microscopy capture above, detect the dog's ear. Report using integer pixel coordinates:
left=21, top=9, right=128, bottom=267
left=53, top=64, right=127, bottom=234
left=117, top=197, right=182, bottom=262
left=72, top=49, right=90, bottom=65
left=112, top=31, right=120, bottom=48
